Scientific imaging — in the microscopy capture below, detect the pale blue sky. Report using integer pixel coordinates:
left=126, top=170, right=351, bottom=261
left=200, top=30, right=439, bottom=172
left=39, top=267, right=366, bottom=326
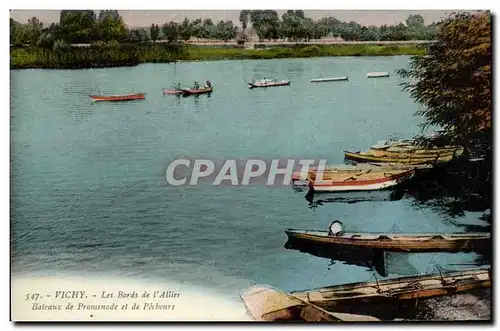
left=10, top=10, right=455, bottom=27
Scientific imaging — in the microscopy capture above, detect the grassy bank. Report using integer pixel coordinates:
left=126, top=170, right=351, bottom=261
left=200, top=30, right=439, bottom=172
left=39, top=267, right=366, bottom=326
left=183, top=44, right=426, bottom=61
left=10, top=43, right=426, bottom=69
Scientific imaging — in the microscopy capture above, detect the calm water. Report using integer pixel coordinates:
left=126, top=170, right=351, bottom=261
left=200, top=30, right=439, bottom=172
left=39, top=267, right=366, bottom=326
left=10, top=57, right=489, bottom=301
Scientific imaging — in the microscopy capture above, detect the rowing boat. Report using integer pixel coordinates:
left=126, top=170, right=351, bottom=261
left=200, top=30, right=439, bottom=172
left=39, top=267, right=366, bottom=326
left=308, top=169, right=414, bottom=192
left=248, top=79, right=291, bottom=89
left=366, top=72, right=390, bottom=78
left=162, top=88, right=184, bottom=95
left=344, top=150, right=457, bottom=164
left=285, top=229, right=491, bottom=253
left=291, top=268, right=490, bottom=314
left=292, top=163, right=433, bottom=187
left=241, top=285, right=380, bottom=322
left=181, top=87, right=213, bottom=95
left=310, top=77, right=348, bottom=83
left=89, top=93, right=146, bottom=102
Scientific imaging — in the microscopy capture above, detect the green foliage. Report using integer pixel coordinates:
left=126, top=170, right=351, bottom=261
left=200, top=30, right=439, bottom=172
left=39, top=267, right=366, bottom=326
left=59, top=10, right=96, bottom=43
left=96, top=10, right=126, bottom=41
left=162, top=21, right=179, bottom=42
left=150, top=24, right=160, bottom=42
left=398, top=12, right=491, bottom=157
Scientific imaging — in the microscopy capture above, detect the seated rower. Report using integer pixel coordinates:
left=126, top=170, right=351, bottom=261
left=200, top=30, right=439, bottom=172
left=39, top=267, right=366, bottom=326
left=193, top=81, right=199, bottom=89
left=328, top=220, right=344, bottom=237
left=206, top=80, right=212, bottom=88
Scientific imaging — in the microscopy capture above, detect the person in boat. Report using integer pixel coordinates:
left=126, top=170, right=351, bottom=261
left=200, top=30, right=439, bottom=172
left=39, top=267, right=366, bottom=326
left=205, top=80, right=211, bottom=88
left=328, top=220, right=344, bottom=237
left=176, top=83, right=181, bottom=90
left=193, top=81, right=199, bottom=90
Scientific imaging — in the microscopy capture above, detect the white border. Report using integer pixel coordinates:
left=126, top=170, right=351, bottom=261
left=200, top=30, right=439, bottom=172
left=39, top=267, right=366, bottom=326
left=3, top=1, right=498, bottom=331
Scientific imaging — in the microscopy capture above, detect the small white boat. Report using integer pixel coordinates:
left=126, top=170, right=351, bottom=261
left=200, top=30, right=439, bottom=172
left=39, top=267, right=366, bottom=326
left=310, top=76, right=348, bottom=83
left=366, top=72, right=390, bottom=78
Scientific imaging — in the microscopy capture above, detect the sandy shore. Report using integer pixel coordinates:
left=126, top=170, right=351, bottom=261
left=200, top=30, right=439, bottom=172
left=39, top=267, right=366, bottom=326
left=11, top=275, right=252, bottom=321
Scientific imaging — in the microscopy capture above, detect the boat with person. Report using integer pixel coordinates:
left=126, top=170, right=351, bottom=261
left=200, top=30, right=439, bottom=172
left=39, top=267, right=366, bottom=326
left=248, top=78, right=291, bottom=89
left=181, top=80, right=213, bottom=96
left=241, top=285, right=380, bottom=322
left=291, top=268, right=491, bottom=316
left=285, top=221, right=491, bottom=253
left=310, top=76, right=348, bottom=83
left=89, top=93, right=146, bottom=102
left=366, top=72, right=390, bottom=78
left=307, top=168, right=414, bottom=193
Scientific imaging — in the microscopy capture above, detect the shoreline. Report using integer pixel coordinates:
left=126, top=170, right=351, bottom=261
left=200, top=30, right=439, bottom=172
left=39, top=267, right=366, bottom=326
left=10, top=43, right=426, bottom=70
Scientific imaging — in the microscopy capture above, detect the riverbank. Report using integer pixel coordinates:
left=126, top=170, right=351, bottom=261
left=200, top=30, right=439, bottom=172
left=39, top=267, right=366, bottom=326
left=10, top=43, right=426, bottom=69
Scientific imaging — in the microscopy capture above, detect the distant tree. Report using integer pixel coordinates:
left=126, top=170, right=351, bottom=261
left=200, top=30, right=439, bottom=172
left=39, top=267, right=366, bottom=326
left=249, top=10, right=280, bottom=40
left=59, top=10, right=96, bottom=43
left=406, top=14, right=425, bottom=27
left=398, top=12, right=492, bottom=157
left=96, top=10, right=126, bottom=41
left=178, top=18, right=192, bottom=41
left=162, top=21, right=179, bottom=42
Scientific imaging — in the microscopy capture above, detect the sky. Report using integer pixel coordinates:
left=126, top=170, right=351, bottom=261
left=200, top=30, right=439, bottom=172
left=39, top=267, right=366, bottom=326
left=10, top=10, right=455, bottom=28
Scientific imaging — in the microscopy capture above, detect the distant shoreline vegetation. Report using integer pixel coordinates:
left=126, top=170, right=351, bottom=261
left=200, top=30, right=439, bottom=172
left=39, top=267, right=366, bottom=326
left=10, top=43, right=427, bottom=69
left=10, top=9, right=435, bottom=69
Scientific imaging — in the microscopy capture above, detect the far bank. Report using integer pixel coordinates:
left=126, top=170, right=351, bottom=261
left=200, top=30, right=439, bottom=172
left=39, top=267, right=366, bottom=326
left=10, top=43, right=426, bottom=70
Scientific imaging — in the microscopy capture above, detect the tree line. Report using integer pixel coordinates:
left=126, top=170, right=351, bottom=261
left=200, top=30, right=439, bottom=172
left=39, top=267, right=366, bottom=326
left=240, top=10, right=437, bottom=41
left=10, top=10, right=238, bottom=48
left=10, top=9, right=438, bottom=49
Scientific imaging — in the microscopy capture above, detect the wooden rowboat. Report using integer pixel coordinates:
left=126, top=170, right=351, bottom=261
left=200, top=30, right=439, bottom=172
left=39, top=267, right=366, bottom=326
left=248, top=79, right=290, bottom=89
left=344, top=150, right=456, bottom=165
left=366, top=72, right=390, bottom=78
left=89, top=93, right=146, bottom=102
left=241, top=285, right=380, bottom=322
left=181, top=87, right=213, bottom=95
left=292, top=164, right=433, bottom=187
left=310, top=77, right=348, bottom=83
left=292, top=268, right=491, bottom=315
left=285, top=229, right=491, bottom=253
left=308, top=169, right=414, bottom=192
left=162, top=88, right=184, bottom=95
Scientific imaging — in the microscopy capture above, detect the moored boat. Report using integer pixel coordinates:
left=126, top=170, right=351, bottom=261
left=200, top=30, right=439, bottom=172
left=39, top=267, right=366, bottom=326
left=285, top=227, right=491, bottom=253
left=308, top=169, right=414, bottom=192
left=241, top=285, right=380, bottom=322
left=366, top=72, right=390, bottom=78
left=248, top=79, right=291, bottom=89
left=344, top=150, right=458, bottom=165
left=310, top=77, right=348, bottom=83
left=89, top=93, right=146, bottom=102
left=291, top=268, right=491, bottom=314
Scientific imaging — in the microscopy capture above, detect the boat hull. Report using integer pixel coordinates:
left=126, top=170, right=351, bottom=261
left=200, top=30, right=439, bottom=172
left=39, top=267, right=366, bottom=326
left=310, top=77, right=348, bottom=82
left=366, top=72, right=390, bottom=78
left=285, top=229, right=491, bottom=253
left=181, top=87, right=213, bottom=96
left=90, top=93, right=146, bottom=102
left=241, top=285, right=380, bottom=322
left=291, top=269, right=490, bottom=320
left=344, top=151, right=455, bottom=164
left=309, top=170, right=413, bottom=193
